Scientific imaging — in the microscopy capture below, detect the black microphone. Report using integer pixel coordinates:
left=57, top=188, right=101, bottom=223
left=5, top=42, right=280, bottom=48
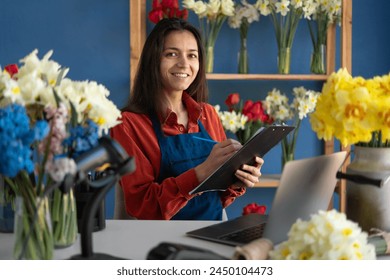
left=75, top=137, right=129, bottom=175
left=69, top=137, right=136, bottom=260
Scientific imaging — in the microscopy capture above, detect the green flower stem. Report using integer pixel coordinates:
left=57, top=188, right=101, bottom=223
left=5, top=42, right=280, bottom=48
left=310, top=44, right=326, bottom=74
left=282, top=118, right=301, bottom=167
left=14, top=196, right=53, bottom=259
left=51, top=188, right=77, bottom=247
left=308, top=13, right=329, bottom=74
left=202, top=15, right=227, bottom=73
left=270, top=8, right=302, bottom=74
left=278, top=47, right=291, bottom=74
left=238, top=19, right=249, bottom=74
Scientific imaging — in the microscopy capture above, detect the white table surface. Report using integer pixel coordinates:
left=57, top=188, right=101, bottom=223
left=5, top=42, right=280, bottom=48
left=0, top=220, right=236, bottom=260
left=1, top=220, right=389, bottom=260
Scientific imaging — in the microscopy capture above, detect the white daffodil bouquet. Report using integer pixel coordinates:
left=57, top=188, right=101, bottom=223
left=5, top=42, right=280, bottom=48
left=264, top=86, right=319, bottom=165
left=228, top=0, right=260, bottom=73
left=269, top=209, right=376, bottom=260
left=183, top=0, right=235, bottom=72
left=0, top=49, right=121, bottom=258
left=255, top=0, right=310, bottom=73
left=304, top=0, right=342, bottom=73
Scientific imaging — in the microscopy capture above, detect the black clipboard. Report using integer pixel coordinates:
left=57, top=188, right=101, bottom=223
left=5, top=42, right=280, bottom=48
left=189, top=125, right=295, bottom=194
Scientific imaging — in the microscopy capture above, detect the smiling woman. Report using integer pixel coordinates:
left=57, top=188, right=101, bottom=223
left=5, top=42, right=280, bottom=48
left=160, top=29, right=200, bottom=123
left=110, top=18, right=264, bottom=221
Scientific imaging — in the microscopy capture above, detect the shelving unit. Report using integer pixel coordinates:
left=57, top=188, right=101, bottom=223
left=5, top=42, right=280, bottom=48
left=129, top=0, right=352, bottom=211
left=206, top=74, right=329, bottom=81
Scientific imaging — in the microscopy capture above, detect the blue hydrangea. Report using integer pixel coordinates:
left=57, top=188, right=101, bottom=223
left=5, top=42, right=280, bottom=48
left=63, top=120, right=99, bottom=158
left=0, top=104, right=49, bottom=178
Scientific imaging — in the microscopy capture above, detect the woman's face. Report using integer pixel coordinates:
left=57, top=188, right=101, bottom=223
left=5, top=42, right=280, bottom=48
left=160, top=30, right=199, bottom=96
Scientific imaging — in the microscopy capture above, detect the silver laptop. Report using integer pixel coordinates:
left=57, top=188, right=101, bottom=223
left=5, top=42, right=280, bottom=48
left=186, top=151, right=347, bottom=246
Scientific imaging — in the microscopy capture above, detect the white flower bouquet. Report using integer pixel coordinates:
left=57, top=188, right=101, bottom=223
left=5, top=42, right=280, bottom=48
left=269, top=209, right=376, bottom=260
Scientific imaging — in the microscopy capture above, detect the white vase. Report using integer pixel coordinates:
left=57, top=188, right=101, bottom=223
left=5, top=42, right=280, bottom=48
left=345, top=146, right=390, bottom=232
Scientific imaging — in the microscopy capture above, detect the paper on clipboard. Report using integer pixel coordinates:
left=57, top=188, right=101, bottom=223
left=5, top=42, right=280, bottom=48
left=189, top=125, right=295, bottom=195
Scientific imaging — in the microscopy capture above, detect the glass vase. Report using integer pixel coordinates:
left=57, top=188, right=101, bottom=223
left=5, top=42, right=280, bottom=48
left=206, top=45, right=214, bottom=73
left=281, top=138, right=295, bottom=169
left=281, top=151, right=295, bottom=169
left=277, top=47, right=291, bottom=74
left=13, top=195, right=54, bottom=260
left=0, top=200, right=14, bottom=233
left=345, top=146, right=390, bottom=232
left=310, top=44, right=326, bottom=74
left=50, top=188, right=78, bottom=248
left=0, top=176, right=14, bottom=233
left=238, top=37, right=249, bottom=74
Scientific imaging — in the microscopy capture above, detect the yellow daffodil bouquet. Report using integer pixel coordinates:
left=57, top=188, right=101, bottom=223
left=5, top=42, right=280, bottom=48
left=310, top=68, right=390, bottom=147
left=269, top=209, right=376, bottom=260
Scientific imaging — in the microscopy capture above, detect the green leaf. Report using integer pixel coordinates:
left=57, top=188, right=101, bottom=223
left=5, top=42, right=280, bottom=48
left=69, top=100, right=78, bottom=127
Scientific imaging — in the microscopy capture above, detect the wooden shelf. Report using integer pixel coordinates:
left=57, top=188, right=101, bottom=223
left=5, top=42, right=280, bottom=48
left=254, top=174, right=281, bottom=188
left=129, top=0, right=352, bottom=212
left=206, top=73, right=329, bottom=81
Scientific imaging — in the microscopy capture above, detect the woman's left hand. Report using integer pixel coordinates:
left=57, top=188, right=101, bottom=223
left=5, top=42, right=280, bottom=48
left=233, top=156, right=264, bottom=188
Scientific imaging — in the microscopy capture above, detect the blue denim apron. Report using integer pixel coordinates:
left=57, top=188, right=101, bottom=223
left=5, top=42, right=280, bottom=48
left=151, top=114, right=223, bottom=220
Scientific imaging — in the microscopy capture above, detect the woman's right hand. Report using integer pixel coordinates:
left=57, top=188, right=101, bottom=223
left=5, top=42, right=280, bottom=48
left=194, top=139, right=242, bottom=182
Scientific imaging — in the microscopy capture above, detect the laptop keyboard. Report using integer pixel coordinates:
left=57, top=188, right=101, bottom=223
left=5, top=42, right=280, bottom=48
left=218, top=223, right=266, bottom=244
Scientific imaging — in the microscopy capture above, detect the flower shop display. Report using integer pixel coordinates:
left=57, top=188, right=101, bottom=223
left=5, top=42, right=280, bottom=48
left=305, top=0, right=342, bottom=74
left=148, top=0, right=188, bottom=24
left=310, top=68, right=390, bottom=232
left=215, top=92, right=273, bottom=144
left=228, top=0, right=260, bottom=74
left=0, top=49, right=121, bottom=259
left=255, top=0, right=309, bottom=74
left=242, top=202, right=267, bottom=215
left=183, top=0, right=235, bottom=73
left=264, top=86, right=319, bottom=167
left=269, top=209, right=376, bottom=260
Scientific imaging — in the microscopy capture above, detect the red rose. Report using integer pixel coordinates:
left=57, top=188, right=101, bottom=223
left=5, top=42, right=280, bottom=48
left=148, top=9, right=164, bottom=24
left=161, top=0, right=179, bottom=9
left=152, top=0, right=162, bottom=9
left=149, top=0, right=187, bottom=23
left=225, top=93, right=240, bottom=110
left=4, top=64, right=18, bottom=77
left=176, top=9, right=188, bottom=20
left=242, top=203, right=267, bottom=215
left=242, top=100, right=261, bottom=121
left=168, top=7, right=179, bottom=18
left=242, top=100, right=274, bottom=124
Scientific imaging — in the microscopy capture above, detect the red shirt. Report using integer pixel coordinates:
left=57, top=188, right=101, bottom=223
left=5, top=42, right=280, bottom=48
left=110, top=93, right=246, bottom=220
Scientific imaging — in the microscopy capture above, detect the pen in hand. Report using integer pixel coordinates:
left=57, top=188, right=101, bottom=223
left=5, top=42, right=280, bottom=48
left=191, top=135, right=218, bottom=144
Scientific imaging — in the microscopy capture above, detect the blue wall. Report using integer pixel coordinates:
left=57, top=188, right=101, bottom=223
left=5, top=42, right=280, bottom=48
left=1, top=1, right=389, bottom=219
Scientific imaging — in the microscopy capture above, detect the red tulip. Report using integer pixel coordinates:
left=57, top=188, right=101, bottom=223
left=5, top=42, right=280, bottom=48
left=225, top=93, right=240, bottom=110
left=152, top=0, right=162, bottom=9
left=149, top=0, right=188, bottom=24
left=4, top=64, right=18, bottom=77
left=161, top=0, right=179, bottom=9
left=242, top=203, right=267, bottom=215
left=148, top=9, right=164, bottom=24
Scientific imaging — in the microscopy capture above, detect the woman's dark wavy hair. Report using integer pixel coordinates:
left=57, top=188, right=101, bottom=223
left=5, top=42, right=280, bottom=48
left=123, top=18, right=208, bottom=115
